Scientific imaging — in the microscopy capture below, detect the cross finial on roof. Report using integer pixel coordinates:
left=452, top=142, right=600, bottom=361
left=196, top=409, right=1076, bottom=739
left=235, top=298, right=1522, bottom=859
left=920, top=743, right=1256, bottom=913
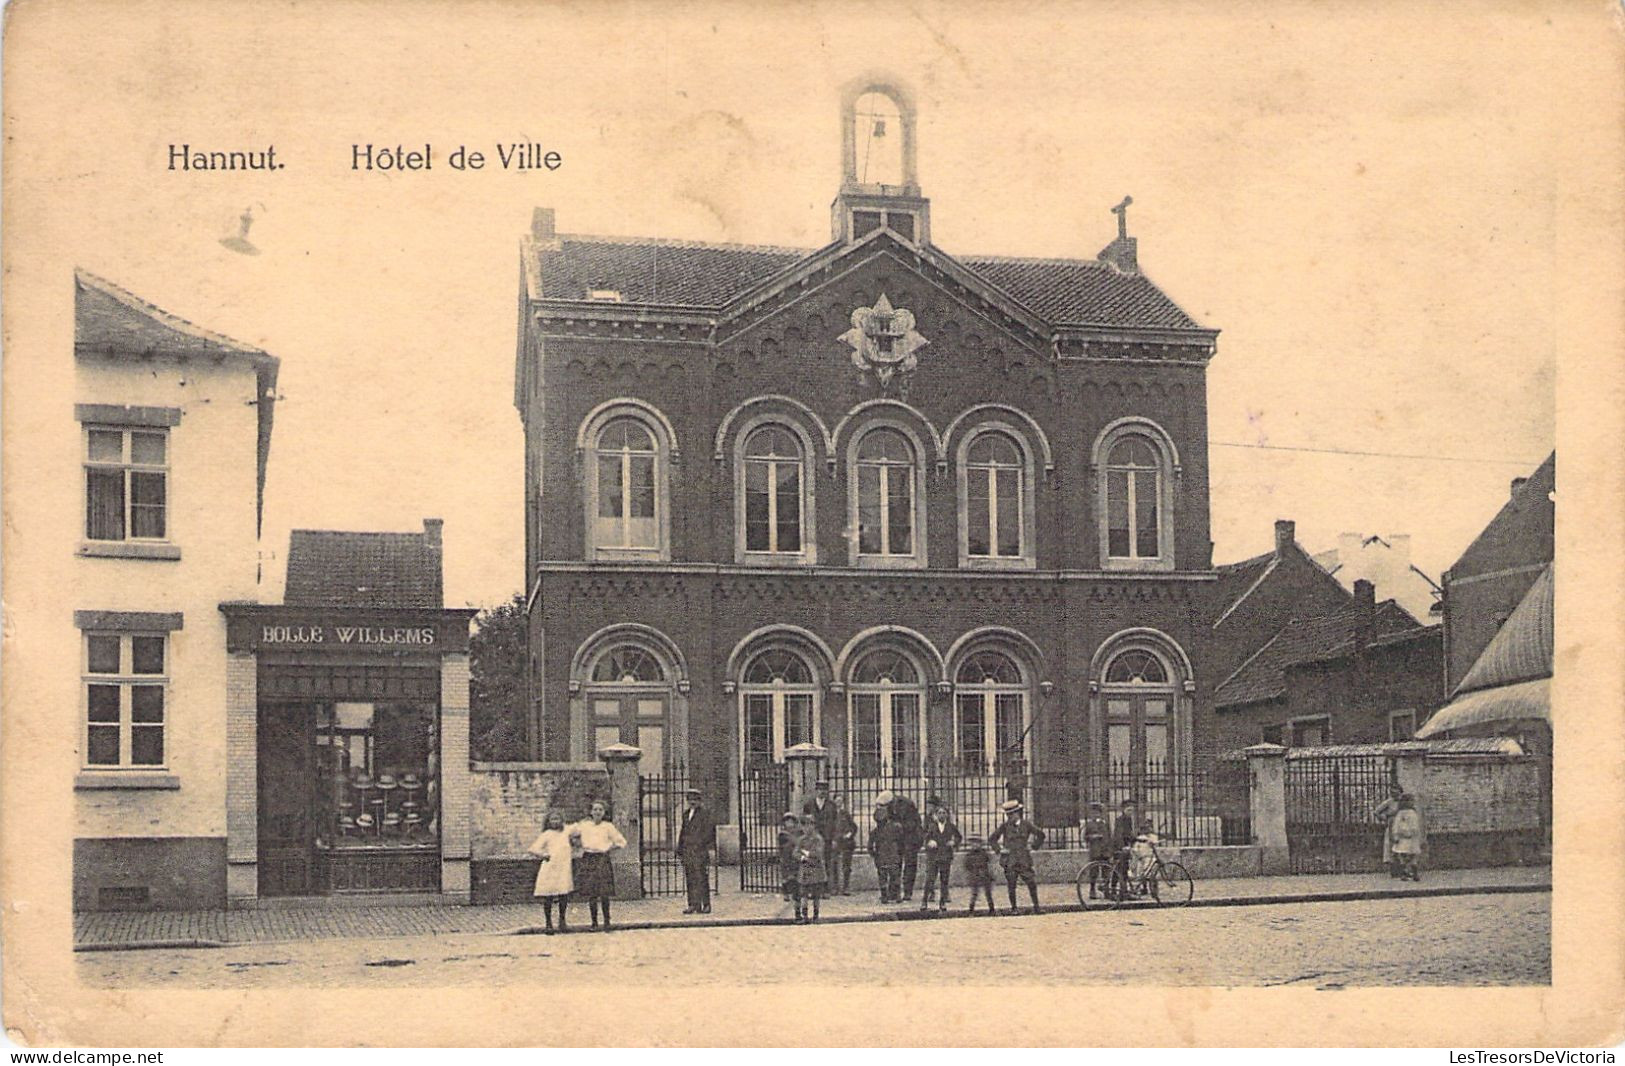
left=1111, top=196, right=1133, bottom=240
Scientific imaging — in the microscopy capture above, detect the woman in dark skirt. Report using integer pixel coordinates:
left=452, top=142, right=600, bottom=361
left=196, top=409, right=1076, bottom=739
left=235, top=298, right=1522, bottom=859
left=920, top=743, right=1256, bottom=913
left=569, top=799, right=627, bottom=931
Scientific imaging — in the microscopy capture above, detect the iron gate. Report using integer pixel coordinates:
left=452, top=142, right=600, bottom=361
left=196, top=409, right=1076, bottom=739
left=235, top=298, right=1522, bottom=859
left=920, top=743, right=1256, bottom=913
left=738, top=764, right=790, bottom=892
left=637, top=765, right=717, bottom=897
left=1285, top=753, right=1395, bottom=873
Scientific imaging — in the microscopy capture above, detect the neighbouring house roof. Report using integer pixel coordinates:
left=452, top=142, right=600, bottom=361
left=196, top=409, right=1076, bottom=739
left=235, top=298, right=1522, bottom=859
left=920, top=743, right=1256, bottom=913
left=1219, top=736, right=1525, bottom=761
left=1210, top=550, right=1277, bottom=627
left=284, top=522, right=444, bottom=609
left=523, top=233, right=1203, bottom=331
left=74, top=269, right=280, bottom=533
left=1454, top=563, right=1553, bottom=696
left=1448, top=452, right=1555, bottom=580
left=1215, top=600, right=1419, bottom=708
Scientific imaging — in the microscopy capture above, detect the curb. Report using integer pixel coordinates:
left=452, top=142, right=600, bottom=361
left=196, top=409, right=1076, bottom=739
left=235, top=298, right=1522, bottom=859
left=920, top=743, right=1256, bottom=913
left=74, top=882, right=1551, bottom=952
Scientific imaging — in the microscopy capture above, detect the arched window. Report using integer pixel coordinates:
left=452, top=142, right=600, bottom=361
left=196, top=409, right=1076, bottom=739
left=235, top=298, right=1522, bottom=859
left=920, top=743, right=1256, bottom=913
left=739, top=647, right=818, bottom=769
left=847, top=647, right=925, bottom=776
left=1101, top=647, right=1175, bottom=775
left=585, top=642, right=671, bottom=767
left=1106, top=436, right=1162, bottom=562
left=963, top=430, right=1028, bottom=563
left=854, top=427, right=918, bottom=561
left=954, top=650, right=1028, bottom=772
left=589, top=416, right=665, bottom=558
left=742, top=425, right=804, bottom=556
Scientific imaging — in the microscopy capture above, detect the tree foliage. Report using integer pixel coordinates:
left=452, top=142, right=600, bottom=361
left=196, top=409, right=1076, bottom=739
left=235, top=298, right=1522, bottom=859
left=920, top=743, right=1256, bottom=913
left=469, top=592, right=528, bottom=762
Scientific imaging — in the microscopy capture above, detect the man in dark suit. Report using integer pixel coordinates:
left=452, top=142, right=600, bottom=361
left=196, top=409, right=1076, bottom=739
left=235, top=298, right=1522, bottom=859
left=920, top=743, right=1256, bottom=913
left=806, top=780, right=843, bottom=885
left=676, top=787, right=716, bottom=914
left=884, top=791, right=924, bottom=900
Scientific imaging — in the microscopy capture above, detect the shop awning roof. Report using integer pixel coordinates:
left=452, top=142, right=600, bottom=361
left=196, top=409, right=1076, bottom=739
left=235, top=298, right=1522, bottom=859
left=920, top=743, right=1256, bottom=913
left=1416, top=677, right=1550, bottom=738
left=1455, top=564, right=1553, bottom=697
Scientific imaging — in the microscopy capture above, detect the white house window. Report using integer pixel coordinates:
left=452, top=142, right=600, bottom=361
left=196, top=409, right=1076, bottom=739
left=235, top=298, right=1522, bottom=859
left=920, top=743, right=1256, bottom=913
left=85, top=426, right=168, bottom=542
left=1106, top=436, right=1161, bottom=561
left=848, top=648, right=925, bottom=776
left=964, top=430, right=1025, bottom=561
left=83, top=632, right=167, bottom=768
left=855, top=427, right=917, bottom=559
left=740, top=648, right=818, bottom=769
left=954, top=650, right=1027, bottom=772
left=592, top=418, right=659, bottom=552
left=743, top=426, right=804, bottom=555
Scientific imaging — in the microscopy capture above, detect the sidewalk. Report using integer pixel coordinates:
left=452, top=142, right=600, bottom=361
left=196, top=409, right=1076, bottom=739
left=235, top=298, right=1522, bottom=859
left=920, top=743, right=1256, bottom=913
left=74, top=864, right=1551, bottom=951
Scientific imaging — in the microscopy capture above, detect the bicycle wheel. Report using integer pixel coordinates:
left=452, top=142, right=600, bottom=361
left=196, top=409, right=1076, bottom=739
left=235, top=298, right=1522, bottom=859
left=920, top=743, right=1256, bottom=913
left=1076, top=860, right=1116, bottom=908
left=1155, top=862, right=1194, bottom=907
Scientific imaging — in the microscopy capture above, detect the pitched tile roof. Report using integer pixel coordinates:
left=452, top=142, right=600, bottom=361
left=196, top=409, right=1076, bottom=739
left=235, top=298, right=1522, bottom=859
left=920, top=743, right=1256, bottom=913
left=525, top=233, right=1203, bottom=331
left=284, top=521, right=443, bottom=609
left=1455, top=563, right=1552, bottom=696
left=74, top=269, right=275, bottom=363
left=1216, top=601, right=1420, bottom=708
left=1211, top=550, right=1277, bottom=625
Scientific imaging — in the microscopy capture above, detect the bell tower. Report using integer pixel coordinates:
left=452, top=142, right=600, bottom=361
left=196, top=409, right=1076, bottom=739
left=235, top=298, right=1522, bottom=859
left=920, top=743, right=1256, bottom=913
left=831, top=79, right=930, bottom=246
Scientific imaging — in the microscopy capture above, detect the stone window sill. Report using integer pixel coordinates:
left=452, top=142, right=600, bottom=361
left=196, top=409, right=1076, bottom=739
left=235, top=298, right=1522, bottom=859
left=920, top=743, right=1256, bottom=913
left=852, top=555, right=926, bottom=570
left=79, top=542, right=182, bottom=561
left=75, top=771, right=181, bottom=790
left=1101, top=557, right=1174, bottom=573
left=959, top=555, right=1038, bottom=572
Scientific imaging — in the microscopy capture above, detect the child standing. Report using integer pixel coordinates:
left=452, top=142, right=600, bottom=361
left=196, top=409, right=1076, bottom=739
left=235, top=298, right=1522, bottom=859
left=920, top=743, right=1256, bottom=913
left=1082, top=801, right=1111, bottom=899
left=1390, top=794, right=1426, bottom=881
left=526, top=810, right=575, bottom=933
left=869, top=805, right=904, bottom=903
left=777, top=811, right=802, bottom=915
left=962, top=835, right=997, bottom=915
left=795, top=812, right=829, bottom=922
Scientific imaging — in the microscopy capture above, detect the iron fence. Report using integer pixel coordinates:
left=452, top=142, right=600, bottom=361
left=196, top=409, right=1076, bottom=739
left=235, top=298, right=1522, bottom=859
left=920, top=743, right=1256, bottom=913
left=1082, top=758, right=1252, bottom=847
left=637, top=763, right=717, bottom=897
left=738, top=763, right=791, bottom=892
left=1285, top=753, right=1394, bottom=873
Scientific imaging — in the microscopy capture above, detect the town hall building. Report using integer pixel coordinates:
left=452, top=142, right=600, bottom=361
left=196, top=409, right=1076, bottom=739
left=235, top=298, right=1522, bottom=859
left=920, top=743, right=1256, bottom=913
left=515, top=83, right=1223, bottom=820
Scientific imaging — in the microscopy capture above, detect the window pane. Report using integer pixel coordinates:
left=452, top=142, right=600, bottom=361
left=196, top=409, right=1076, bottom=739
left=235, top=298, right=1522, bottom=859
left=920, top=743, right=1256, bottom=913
left=774, top=463, right=801, bottom=552
left=967, top=470, right=990, bottom=556
left=1135, top=470, right=1159, bottom=558
left=857, top=465, right=882, bottom=554
left=745, top=694, right=774, bottom=766
left=744, top=461, right=770, bottom=551
left=785, top=693, right=813, bottom=749
left=996, top=693, right=1024, bottom=758
left=88, top=725, right=120, bottom=766
left=597, top=456, right=623, bottom=518
left=891, top=694, right=920, bottom=776
left=852, top=694, right=881, bottom=775
left=131, top=726, right=164, bottom=766
left=996, top=468, right=1021, bottom=556
left=1107, top=723, right=1132, bottom=771
left=131, top=685, right=164, bottom=723
left=86, top=469, right=126, bottom=540
left=88, top=684, right=121, bottom=723
left=859, top=428, right=911, bottom=462
left=595, top=724, right=624, bottom=753
left=130, top=472, right=167, bottom=540
left=88, top=429, right=124, bottom=462
left=1107, top=470, right=1130, bottom=557
left=87, top=635, right=121, bottom=674
left=131, top=636, right=164, bottom=675
left=628, top=456, right=656, bottom=518
left=956, top=694, right=985, bottom=769
left=1145, top=722, right=1168, bottom=771
left=130, top=432, right=166, bottom=465
left=886, top=467, right=913, bottom=555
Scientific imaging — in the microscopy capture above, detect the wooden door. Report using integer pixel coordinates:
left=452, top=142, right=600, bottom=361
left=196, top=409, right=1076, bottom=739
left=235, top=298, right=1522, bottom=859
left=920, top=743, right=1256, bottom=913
left=257, top=702, right=314, bottom=896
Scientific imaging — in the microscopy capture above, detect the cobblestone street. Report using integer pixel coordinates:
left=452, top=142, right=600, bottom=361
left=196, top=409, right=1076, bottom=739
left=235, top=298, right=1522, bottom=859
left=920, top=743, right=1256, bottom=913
left=77, top=891, right=1549, bottom=988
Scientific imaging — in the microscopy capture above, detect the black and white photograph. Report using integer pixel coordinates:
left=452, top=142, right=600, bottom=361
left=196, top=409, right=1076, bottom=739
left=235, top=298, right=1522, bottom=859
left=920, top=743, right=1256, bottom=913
left=2, top=0, right=1621, bottom=1051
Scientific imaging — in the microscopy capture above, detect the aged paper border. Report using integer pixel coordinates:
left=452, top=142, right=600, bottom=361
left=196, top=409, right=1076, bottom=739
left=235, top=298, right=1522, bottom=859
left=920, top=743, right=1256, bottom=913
left=4, top=0, right=1622, bottom=1047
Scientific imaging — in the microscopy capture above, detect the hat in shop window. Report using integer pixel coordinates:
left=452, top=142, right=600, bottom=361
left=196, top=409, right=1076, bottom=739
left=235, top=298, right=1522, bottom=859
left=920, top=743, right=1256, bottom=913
left=376, top=774, right=398, bottom=790
left=400, top=773, right=422, bottom=790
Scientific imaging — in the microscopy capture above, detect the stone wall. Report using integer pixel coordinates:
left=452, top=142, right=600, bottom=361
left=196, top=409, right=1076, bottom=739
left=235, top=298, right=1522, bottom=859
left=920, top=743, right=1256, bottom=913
left=1417, top=755, right=1545, bottom=868
left=469, top=761, right=609, bottom=903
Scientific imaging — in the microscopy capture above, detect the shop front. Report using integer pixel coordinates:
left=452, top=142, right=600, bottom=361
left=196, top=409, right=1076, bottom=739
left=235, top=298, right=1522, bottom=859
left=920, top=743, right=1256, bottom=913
left=220, top=605, right=476, bottom=903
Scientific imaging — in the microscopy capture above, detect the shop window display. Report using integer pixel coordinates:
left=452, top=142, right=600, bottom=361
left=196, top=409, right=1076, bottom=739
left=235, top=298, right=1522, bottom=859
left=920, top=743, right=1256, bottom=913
left=314, top=701, right=439, bottom=854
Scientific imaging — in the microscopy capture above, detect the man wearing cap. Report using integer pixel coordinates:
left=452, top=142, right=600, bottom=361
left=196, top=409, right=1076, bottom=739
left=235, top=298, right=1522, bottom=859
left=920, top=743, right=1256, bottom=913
left=988, top=798, right=1045, bottom=913
left=676, top=786, right=716, bottom=914
left=805, top=780, right=843, bottom=886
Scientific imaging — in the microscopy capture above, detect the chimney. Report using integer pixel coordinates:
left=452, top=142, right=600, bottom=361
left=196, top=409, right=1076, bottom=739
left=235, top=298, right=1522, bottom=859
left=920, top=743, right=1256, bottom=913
left=1353, top=578, right=1375, bottom=607
left=1510, top=476, right=1528, bottom=499
left=423, top=518, right=444, bottom=608
left=531, top=207, right=556, bottom=241
left=1274, top=519, right=1296, bottom=557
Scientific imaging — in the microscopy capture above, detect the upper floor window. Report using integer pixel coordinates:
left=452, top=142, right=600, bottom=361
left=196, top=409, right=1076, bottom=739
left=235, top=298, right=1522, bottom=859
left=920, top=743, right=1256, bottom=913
left=960, top=429, right=1037, bottom=567
left=1094, top=421, right=1177, bottom=571
left=85, top=426, right=167, bottom=542
left=581, top=404, right=675, bottom=561
left=853, top=427, right=922, bottom=565
left=83, top=632, right=167, bottom=768
left=742, top=426, right=804, bottom=557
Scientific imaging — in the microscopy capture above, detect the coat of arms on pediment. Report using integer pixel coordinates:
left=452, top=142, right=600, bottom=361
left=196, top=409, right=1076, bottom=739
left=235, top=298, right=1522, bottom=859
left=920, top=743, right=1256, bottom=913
left=839, top=293, right=928, bottom=386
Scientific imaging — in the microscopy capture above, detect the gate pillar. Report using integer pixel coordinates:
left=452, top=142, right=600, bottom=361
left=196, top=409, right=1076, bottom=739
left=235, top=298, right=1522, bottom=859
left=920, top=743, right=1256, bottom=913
left=1391, top=749, right=1426, bottom=808
left=1245, top=743, right=1289, bottom=875
left=599, top=742, right=645, bottom=900
left=784, top=743, right=830, bottom=818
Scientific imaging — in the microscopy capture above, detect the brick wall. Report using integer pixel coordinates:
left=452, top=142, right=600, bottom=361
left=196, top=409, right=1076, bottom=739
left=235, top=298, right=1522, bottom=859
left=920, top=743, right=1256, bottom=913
left=1422, top=756, right=1543, bottom=834
left=224, top=651, right=258, bottom=902
left=469, top=763, right=609, bottom=860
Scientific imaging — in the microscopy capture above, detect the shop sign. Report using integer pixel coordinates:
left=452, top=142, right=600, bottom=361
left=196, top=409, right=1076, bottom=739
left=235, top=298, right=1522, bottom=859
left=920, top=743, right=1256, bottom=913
left=259, top=624, right=438, bottom=647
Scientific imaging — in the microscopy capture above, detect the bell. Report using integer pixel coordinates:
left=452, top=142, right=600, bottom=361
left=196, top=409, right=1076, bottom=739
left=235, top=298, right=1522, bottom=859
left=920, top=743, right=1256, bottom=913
left=873, top=118, right=886, bottom=137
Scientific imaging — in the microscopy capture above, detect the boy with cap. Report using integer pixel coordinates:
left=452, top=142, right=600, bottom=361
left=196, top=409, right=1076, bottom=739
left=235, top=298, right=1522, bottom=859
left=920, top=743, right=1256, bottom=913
left=961, top=835, right=997, bottom=915
left=676, top=786, right=716, bottom=914
left=988, top=798, right=1046, bottom=914
left=777, top=810, right=803, bottom=911
left=1082, top=801, right=1111, bottom=899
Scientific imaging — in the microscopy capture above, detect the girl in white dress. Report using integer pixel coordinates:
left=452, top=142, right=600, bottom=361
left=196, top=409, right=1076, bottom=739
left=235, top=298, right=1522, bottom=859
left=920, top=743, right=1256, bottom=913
left=527, top=811, right=576, bottom=932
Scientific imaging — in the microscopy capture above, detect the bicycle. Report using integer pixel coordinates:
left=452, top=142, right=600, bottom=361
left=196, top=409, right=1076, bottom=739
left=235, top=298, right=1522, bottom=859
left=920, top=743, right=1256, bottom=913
left=1075, top=838, right=1194, bottom=908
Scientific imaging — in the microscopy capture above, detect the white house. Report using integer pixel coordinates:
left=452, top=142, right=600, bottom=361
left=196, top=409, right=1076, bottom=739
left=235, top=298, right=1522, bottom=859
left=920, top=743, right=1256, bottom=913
left=1312, top=533, right=1441, bottom=626
left=72, top=270, right=278, bottom=911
